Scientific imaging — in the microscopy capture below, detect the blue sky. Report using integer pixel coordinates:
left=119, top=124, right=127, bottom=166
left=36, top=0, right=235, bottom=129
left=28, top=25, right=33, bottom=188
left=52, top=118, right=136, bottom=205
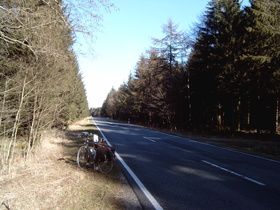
left=76, top=0, right=249, bottom=108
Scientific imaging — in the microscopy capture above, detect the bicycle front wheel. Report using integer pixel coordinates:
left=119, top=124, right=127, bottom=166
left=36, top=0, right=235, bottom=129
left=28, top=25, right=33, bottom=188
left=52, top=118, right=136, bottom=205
left=98, top=151, right=114, bottom=174
left=77, top=146, right=89, bottom=168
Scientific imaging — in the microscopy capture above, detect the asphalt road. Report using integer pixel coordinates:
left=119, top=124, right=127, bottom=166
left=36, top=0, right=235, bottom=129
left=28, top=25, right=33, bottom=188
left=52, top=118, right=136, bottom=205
left=93, top=117, right=280, bottom=210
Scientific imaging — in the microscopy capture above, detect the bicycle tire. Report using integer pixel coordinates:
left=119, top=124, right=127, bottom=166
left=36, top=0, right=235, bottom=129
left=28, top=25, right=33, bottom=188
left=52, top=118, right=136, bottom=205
left=98, top=151, right=114, bottom=174
left=77, top=146, right=90, bottom=168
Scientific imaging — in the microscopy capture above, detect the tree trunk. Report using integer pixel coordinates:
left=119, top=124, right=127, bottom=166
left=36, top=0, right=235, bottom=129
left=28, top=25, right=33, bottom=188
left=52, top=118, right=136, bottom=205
left=237, top=98, right=241, bottom=132
left=247, top=100, right=251, bottom=132
left=276, top=98, right=279, bottom=134
left=217, top=103, right=222, bottom=131
left=0, top=80, right=9, bottom=128
left=7, top=77, right=27, bottom=172
left=27, top=90, right=38, bottom=158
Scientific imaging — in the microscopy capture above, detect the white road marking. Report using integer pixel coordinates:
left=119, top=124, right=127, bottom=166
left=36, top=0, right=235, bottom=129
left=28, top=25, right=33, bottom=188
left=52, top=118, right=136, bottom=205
left=92, top=117, right=164, bottom=210
left=202, top=160, right=266, bottom=186
left=155, top=130, right=280, bottom=164
left=143, top=137, right=160, bottom=142
left=115, top=152, right=163, bottom=210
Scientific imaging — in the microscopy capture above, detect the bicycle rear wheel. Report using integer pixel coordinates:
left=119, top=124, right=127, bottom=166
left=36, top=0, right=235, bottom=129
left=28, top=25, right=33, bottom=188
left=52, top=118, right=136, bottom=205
left=98, top=151, right=114, bottom=174
left=77, top=146, right=89, bottom=168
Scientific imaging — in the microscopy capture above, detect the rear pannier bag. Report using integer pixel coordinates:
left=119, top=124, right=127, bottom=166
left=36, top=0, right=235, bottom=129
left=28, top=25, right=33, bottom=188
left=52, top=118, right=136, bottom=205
left=95, top=147, right=115, bottom=161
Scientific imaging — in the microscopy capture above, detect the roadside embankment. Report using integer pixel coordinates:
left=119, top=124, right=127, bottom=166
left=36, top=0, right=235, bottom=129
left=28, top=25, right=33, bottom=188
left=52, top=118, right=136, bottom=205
left=0, top=117, right=141, bottom=210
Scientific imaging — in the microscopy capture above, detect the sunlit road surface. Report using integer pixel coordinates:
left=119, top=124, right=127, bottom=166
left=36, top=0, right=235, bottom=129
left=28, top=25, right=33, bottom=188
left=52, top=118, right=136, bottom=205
left=93, top=117, right=280, bottom=210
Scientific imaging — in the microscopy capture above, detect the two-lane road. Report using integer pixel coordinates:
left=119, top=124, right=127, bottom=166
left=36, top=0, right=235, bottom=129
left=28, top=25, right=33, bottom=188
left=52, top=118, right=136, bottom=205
left=93, top=117, right=280, bottom=210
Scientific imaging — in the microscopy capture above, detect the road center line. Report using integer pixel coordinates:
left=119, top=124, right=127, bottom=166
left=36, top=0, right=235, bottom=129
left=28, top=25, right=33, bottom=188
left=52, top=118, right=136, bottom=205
left=143, top=137, right=160, bottom=142
left=92, top=118, right=163, bottom=210
left=202, top=160, right=266, bottom=186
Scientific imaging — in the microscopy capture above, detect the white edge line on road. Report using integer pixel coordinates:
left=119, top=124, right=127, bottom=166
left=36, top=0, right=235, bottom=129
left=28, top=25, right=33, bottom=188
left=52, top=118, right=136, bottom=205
left=92, top=117, right=164, bottom=210
left=202, top=160, right=266, bottom=186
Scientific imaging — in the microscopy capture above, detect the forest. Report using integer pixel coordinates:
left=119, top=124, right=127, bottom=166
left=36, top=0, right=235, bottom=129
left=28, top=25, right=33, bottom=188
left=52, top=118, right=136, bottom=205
left=1, top=0, right=279, bottom=171
left=0, top=0, right=114, bottom=170
left=99, top=0, right=280, bottom=135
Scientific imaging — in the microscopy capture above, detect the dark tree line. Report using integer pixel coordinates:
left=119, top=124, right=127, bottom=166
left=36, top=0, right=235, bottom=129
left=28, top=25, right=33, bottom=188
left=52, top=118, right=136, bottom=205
left=100, top=0, right=280, bottom=135
left=0, top=0, right=113, bottom=170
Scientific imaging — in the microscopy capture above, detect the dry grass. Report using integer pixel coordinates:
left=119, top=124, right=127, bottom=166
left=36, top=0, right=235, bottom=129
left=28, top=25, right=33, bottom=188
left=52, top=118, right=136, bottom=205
left=167, top=129, right=280, bottom=161
left=188, top=135, right=280, bottom=161
left=0, top=117, right=141, bottom=210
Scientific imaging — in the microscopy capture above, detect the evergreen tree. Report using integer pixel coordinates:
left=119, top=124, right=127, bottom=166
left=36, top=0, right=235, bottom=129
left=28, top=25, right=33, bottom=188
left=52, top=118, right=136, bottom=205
left=134, top=51, right=169, bottom=126
left=188, top=0, right=243, bottom=132
left=188, top=0, right=223, bottom=130
left=101, top=88, right=117, bottom=118
left=151, top=19, right=190, bottom=129
left=0, top=0, right=99, bottom=167
left=114, top=81, right=134, bottom=121
left=243, top=0, right=280, bottom=132
left=212, top=0, right=243, bottom=131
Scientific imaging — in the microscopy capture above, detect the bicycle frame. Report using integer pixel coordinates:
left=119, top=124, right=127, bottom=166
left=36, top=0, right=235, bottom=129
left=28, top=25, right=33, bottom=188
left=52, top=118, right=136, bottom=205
left=77, top=136, right=115, bottom=174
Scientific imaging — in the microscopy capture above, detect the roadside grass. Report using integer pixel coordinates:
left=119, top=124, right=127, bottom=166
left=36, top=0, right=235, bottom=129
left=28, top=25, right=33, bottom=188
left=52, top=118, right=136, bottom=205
left=118, top=119, right=280, bottom=161
left=204, top=137, right=280, bottom=161
left=175, top=132, right=280, bottom=161
left=0, top=117, right=140, bottom=210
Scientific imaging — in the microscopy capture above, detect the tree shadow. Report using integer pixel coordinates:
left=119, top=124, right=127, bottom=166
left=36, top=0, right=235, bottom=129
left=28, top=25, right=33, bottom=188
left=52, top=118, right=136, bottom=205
left=52, top=121, right=142, bottom=209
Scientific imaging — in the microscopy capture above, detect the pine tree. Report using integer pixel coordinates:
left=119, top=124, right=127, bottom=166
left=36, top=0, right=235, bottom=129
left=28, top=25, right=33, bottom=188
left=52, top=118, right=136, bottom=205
left=133, top=52, right=169, bottom=126
left=152, top=19, right=189, bottom=70
left=101, top=88, right=117, bottom=118
left=188, top=0, right=222, bottom=130
left=243, top=0, right=280, bottom=133
left=188, top=0, right=243, bottom=132
left=151, top=19, right=190, bottom=129
left=0, top=0, right=91, bottom=167
left=212, top=0, right=243, bottom=131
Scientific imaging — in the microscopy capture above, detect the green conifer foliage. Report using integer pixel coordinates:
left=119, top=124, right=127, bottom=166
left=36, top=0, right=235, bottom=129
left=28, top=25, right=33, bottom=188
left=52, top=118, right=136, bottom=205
left=0, top=0, right=92, bottom=166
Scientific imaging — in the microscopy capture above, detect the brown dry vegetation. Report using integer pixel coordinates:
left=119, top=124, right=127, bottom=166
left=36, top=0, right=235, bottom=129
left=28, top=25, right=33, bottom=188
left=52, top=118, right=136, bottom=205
left=0, top=117, right=141, bottom=210
left=174, top=131, right=280, bottom=161
left=201, top=137, right=280, bottom=161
